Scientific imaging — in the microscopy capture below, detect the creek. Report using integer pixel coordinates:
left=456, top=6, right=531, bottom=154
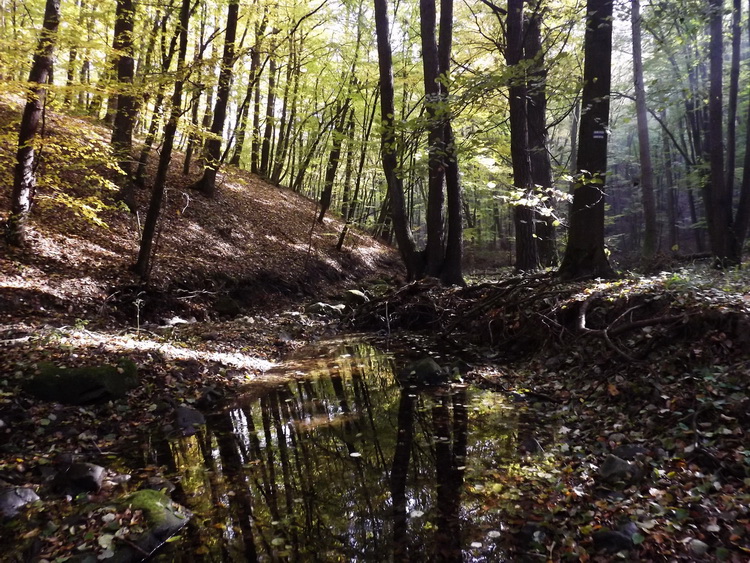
left=133, top=338, right=554, bottom=561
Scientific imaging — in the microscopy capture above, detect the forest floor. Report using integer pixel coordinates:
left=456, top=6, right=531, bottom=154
left=0, top=98, right=749, bottom=561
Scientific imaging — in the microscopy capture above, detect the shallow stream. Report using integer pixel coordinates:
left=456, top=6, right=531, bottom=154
left=135, top=339, right=551, bottom=561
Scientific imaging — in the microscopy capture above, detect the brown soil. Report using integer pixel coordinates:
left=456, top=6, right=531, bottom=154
left=0, top=96, right=401, bottom=331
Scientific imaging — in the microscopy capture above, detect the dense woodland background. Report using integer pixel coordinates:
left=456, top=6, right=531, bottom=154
left=3, top=0, right=750, bottom=280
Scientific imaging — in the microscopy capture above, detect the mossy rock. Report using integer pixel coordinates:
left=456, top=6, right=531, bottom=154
left=23, top=359, right=138, bottom=405
left=68, top=490, right=191, bottom=563
left=397, top=357, right=449, bottom=386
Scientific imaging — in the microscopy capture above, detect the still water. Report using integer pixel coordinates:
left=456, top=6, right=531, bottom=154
left=141, top=339, right=543, bottom=562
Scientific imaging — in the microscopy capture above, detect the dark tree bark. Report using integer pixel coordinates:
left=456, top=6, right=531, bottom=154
left=133, top=0, right=191, bottom=279
left=231, top=16, right=267, bottom=167
left=111, top=0, right=138, bottom=211
left=726, top=0, right=741, bottom=198
left=135, top=8, right=181, bottom=187
left=317, top=100, right=350, bottom=222
left=5, top=0, right=61, bottom=246
left=705, top=0, right=733, bottom=265
left=374, top=0, right=420, bottom=279
left=259, top=56, right=278, bottom=176
left=524, top=5, right=557, bottom=267
left=64, top=0, right=86, bottom=108
left=271, top=36, right=298, bottom=184
left=191, top=0, right=240, bottom=197
left=438, top=0, right=464, bottom=286
left=631, top=0, right=658, bottom=258
left=558, top=0, right=616, bottom=279
left=507, top=0, right=539, bottom=272
left=420, top=0, right=446, bottom=277
left=731, top=0, right=750, bottom=259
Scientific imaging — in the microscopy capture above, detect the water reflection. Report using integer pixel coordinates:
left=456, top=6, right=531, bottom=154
left=144, top=340, right=526, bottom=561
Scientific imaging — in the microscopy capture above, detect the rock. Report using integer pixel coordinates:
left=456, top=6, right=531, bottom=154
left=23, top=360, right=138, bottom=405
left=0, top=487, right=40, bottom=518
left=599, top=454, right=639, bottom=483
left=608, top=432, right=628, bottom=443
left=592, top=530, right=634, bottom=553
left=84, top=490, right=191, bottom=563
left=343, top=289, right=369, bottom=307
left=519, top=435, right=544, bottom=455
left=175, top=405, right=205, bottom=436
left=689, top=538, right=709, bottom=557
left=398, top=357, right=449, bottom=386
left=214, top=295, right=241, bottom=316
left=53, top=462, right=105, bottom=494
left=612, top=444, right=648, bottom=460
left=144, top=477, right=176, bottom=495
left=517, top=523, right=547, bottom=547
left=305, top=302, right=345, bottom=317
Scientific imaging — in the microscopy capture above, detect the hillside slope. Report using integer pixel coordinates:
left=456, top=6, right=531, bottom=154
left=0, top=97, right=401, bottom=324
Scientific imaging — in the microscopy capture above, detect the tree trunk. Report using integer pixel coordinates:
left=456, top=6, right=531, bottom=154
left=507, top=0, right=539, bottom=272
left=705, top=0, right=733, bottom=265
left=731, top=0, right=750, bottom=260
left=317, top=100, right=350, bottom=222
left=111, top=0, right=138, bottom=212
left=631, top=0, right=658, bottom=259
left=524, top=5, right=557, bottom=267
left=191, top=0, right=239, bottom=197
left=259, top=55, right=278, bottom=176
left=558, top=0, right=616, bottom=280
left=420, top=0, right=446, bottom=277
left=439, top=0, right=464, bottom=286
left=661, top=110, right=679, bottom=252
left=5, top=0, right=61, bottom=247
left=374, top=0, right=420, bottom=279
left=134, top=7, right=181, bottom=186
left=133, top=0, right=191, bottom=279
left=64, top=0, right=86, bottom=108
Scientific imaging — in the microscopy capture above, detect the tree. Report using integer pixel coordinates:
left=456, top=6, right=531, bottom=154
left=4, top=0, right=62, bottom=247
left=525, top=4, right=557, bottom=267
left=631, top=0, right=658, bottom=259
left=374, top=0, right=420, bottom=279
left=420, top=0, right=446, bottom=276
left=506, top=0, right=540, bottom=271
left=133, top=0, right=191, bottom=279
left=111, top=0, right=138, bottom=212
left=438, top=0, right=464, bottom=286
left=704, top=0, right=733, bottom=265
left=191, top=0, right=240, bottom=197
left=558, top=0, right=616, bottom=279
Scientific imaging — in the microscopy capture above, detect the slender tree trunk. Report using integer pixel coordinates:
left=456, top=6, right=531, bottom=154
left=507, top=0, right=539, bottom=272
left=111, top=0, right=138, bottom=211
left=374, top=0, right=420, bottom=279
left=191, top=0, right=240, bottom=197
left=439, top=0, right=464, bottom=286
left=524, top=5, right=557, bottom=267
left=558, top=0, right=616, bottom=279
left=133, top=0, right=191, bottom=279
left=271, top=38, right=297, bottom=184
left=64, top=0, right=86, bottom=107
left=726, top=0, right=741, bottom=198
left=5, top=0, right=61, bottom=246
left=631, top=0, right=658, bottom=259
left=661, top=110, right=679, bottom=252
left=420, top=0, right=446, bottom=277
left=732, top=0, right=750, bottom=259
left=706, top=0, right=733, bottom=265
left=259, top=55, right=278, bottom=176
left=317, top=101, right=350, bottom=222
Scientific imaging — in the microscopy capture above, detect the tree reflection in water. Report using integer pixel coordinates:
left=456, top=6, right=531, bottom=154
left=140, top=340, right=521, bottom=561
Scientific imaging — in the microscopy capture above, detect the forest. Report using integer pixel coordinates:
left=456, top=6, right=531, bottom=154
left=1, top=0, right=749, bottom=561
